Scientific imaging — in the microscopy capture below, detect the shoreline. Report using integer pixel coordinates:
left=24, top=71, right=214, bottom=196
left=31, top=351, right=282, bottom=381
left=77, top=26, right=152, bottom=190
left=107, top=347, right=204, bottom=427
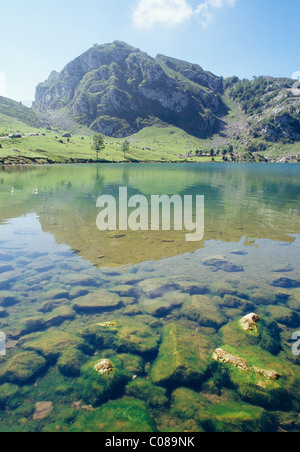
left=1, top=155, right=299, bottom=166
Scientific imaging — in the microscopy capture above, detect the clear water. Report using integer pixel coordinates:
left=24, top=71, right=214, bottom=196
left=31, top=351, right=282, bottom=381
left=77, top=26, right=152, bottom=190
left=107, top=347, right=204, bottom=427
left=0, top=163, right=299, bottom=432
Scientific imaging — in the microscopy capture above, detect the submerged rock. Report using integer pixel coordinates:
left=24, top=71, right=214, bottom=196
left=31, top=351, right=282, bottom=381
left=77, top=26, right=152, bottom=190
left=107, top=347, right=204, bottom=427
left=73, top=291, right=123, bottom=313
left=109, top=285, right=140, bottom=298
left=213, top=348, right=281, bottom=380
left=139, top=278, right=180, bottom=299
left=0, top=307, right=8, bottom=318
left=79, top=356, right=131, bottom=407
left=0, top=264, right=14, bottom=274
left=177, top=280, right=209, bottom=295
left=42, top=288, right=70, bottom=301
left=272, top=278, right=300, bottom=289
left=125, top=378, right=168, bottom=408
left=219, top=294, right=254, bottom=312
left=240, top=313, right=261, bottom=332
left=23, top=331, right=86, bottom=363
left=265, top=305, right=300, bottom=328
left=0, top=351, right=47, bottom=385
left=203, top=256, right=244, bottom=273
left=117, top=320, right=159, bottom=355
left=182, top=295, right=226, bottom=329
left=151, top=323, right=215, bottom=386
left=45, top=306, right=76, bottom=327
left=0, top=291, right=20, bottom=307
left=170, top=388, right=274, bottom=432
left=0, top=383, right=19, bottom=410
left=95, top=359, right=114, bottom=375
left=57, top=348, right=87, bottom=377
left=63, top=274, right=98, bottom=287
left=39, top=298, right=69, bottom=313
left=213, top=348, right=250, bottom=371
left=33, top=401, right=53, bottom=421
left=142, top=292, right=187, bottom=317
left=220, top=317, right=281, bottom=355
left=69, top=398, right=155, bottom=432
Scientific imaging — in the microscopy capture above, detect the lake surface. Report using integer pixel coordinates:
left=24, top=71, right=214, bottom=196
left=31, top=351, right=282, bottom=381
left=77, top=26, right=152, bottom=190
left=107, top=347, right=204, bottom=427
left=0, top=163, right=299, bottom=432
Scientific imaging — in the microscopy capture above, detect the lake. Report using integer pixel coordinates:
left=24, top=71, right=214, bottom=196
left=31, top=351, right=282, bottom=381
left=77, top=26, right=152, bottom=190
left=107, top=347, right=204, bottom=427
left=0, top=163, right=299, bottom=432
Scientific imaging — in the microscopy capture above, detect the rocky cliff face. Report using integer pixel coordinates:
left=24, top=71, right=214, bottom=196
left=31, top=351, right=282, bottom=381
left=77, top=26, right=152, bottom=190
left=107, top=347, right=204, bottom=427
left=33, top=41, right=300, bottom=143
left=33, top=41, right=224, bottom=138
left=225, top=76, right=300, bottom=143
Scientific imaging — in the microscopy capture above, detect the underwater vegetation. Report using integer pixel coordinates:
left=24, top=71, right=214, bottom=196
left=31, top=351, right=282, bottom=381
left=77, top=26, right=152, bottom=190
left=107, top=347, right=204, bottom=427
left=0, top=163, right=300, bottom=432
left=1, top=265, right=300, bottom=433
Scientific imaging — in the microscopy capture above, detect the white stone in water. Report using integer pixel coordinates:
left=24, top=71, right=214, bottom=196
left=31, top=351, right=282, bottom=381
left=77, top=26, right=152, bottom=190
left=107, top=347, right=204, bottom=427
left=95, top=359, right=114, bottom=374
left=240, top=313, right=261, bottom=332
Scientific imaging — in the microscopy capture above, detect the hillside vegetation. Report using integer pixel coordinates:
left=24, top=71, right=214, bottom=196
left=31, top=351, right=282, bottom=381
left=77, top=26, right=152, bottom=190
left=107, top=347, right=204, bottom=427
left=0, top=42, right=300, bottom=164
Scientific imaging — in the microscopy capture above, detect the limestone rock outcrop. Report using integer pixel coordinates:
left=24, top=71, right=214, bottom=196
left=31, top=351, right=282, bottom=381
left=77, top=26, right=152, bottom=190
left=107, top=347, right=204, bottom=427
left=240, top=313, right=261, bottom=332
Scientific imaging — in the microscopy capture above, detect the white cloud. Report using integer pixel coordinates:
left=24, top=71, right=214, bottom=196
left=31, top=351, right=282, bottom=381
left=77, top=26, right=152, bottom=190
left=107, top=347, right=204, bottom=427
left=133, top=0, right=193, bottom=28
left=133, top=0, right=238, bottom=28
left=292, top=71, right=300, bottom=81
left=196, top=0, right=238, bottom=28
left=0, top=72, right=6, bottom=97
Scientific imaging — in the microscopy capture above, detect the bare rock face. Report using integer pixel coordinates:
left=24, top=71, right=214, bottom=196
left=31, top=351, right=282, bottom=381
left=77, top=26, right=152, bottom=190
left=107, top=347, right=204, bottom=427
left=240, top=313, right=261, bottom=332
left=33, top=41, right=223, bottom=138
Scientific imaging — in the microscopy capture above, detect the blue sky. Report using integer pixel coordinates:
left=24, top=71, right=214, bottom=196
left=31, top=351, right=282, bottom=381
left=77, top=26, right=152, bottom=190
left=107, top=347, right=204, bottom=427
left=1, top=0, right=300, bottom=104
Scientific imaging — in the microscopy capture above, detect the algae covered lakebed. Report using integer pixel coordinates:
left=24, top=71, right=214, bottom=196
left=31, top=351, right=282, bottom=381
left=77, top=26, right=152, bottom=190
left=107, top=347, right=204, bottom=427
left=0, top=163, right=299, bottom=432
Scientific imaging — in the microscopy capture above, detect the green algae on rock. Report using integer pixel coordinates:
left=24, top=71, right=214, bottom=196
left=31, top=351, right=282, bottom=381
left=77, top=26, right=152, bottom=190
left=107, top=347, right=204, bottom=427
left=73, top=291, right=123, bottom=313
left=57, top=348, right=87, bottom=377
left=0, top=383, right=20, bottom=409
left=142, top=292, right=187, bottom=317
left=22, top=331, right=86, bottom=363
left=170, top=387, right=275, bottom=432
left=80, top=321, right=119, bottom=349
left=78, top=356, right=132, bottom=407
left=115, top=353, right=145, bottom=375
left=150, top=323, right=215, bottom=386
left=69, top=398, right=156, bottom=432
left=0, top=351, right=46, bottom=385
left=80, top=318, right=160, bottom=356
left=219, top=317, right=281, bottom=355
left=44, top=306, right=76, bottom=327
left=182, top=295, right=226, bottom=329
left=212, top=345, right=300, bottom=410
left=125, top=378, right=168, bottom=408
left=116, top=320, right=160, bottom=355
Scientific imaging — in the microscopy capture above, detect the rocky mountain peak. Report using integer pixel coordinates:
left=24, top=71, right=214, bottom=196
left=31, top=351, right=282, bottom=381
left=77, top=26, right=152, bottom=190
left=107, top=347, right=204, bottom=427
left=33, top=41, right=224, bottom=138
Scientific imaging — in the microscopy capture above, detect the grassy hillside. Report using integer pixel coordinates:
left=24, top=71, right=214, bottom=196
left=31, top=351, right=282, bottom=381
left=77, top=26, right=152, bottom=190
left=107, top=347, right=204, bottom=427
left=0, top=125, right=223, bottom=164
left=0, top=92, right=299, bottom=164
left=0, top=96, right=44, bottom=130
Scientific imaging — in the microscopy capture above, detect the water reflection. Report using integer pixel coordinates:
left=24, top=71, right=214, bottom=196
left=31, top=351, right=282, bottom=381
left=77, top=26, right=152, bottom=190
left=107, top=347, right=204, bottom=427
left=0, top=163, right=299, bottom=267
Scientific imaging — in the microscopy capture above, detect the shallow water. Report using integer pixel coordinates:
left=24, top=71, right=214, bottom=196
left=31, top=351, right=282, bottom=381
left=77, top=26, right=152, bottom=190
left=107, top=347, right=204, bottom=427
left=0, top=163, right=299, bottom=432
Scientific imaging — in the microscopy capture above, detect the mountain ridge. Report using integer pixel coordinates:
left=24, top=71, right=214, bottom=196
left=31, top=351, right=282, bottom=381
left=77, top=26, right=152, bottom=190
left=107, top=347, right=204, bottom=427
left=32, top=41, right=300, bottom=146
left=33, top=41, right=225, bottom=138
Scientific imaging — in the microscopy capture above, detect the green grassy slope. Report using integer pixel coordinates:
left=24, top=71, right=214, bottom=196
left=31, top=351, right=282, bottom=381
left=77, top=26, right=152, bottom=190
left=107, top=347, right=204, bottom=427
left=0, top=96, right=44, bottom=129
left=0, top=94, right=299, bottom=164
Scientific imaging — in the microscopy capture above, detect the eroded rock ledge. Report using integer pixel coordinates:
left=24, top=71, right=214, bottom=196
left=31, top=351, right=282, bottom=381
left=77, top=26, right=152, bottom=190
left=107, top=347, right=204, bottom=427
left=213, top=348, right=281, bottom=381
